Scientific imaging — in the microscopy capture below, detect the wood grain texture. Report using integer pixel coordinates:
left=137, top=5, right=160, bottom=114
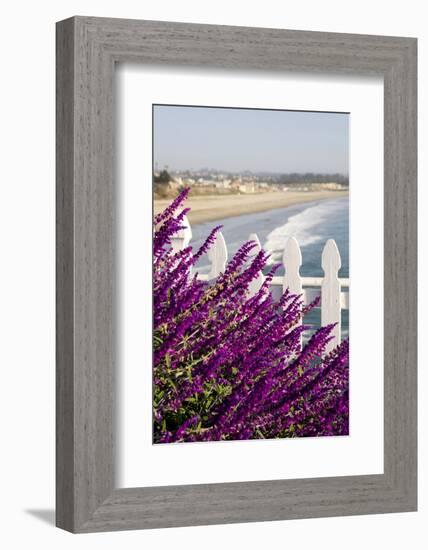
left=56, top=16, right=417, bottom=533
left=56, top=18, right=75, bottom=531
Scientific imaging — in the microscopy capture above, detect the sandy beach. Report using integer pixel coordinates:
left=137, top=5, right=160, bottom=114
left=154, top=190, right=349, bottom=225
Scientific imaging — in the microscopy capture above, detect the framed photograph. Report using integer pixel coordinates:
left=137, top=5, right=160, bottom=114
left=56, top=16, right=417, bottom=532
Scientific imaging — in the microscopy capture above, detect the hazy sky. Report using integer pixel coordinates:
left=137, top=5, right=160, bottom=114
left=153, top=105, right=349, bottom=174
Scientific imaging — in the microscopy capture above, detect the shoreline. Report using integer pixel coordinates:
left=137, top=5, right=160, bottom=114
left=154, top=190, right=349, bottom=225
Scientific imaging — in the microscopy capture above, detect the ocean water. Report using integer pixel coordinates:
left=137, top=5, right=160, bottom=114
left=189, top=196, right=349, bottom=338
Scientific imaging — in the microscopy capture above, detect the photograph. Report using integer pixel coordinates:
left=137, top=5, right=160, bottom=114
left=153, top=104, right=350, bottom=444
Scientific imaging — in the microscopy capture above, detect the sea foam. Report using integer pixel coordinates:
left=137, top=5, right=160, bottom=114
left=264, top=199, right=346, bottom=263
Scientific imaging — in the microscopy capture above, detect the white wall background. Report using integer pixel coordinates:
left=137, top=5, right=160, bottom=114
left=0, top=1, right=424, bottom=548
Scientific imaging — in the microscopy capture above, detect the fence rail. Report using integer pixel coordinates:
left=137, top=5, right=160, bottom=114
left=171, top=216, right=349, bottom=352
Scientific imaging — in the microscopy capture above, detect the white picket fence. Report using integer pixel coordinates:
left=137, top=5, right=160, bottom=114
left=171, top=216, right=349, bottom=352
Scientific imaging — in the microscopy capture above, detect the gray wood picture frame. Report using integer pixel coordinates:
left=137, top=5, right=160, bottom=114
left=56, top=16, right=417, bottom=533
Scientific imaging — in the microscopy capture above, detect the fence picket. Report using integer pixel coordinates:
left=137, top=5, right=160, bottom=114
left=282, top=236, right=303, bottom=349
left=170, top=214, right=192, bottom=253
left=283, top=237, right=303, bottom=297
left=321, top=239, right=342, bottom=353
left=247, top=233, right=266, bottom=298
left=207, top=231, right=228, bottom=279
